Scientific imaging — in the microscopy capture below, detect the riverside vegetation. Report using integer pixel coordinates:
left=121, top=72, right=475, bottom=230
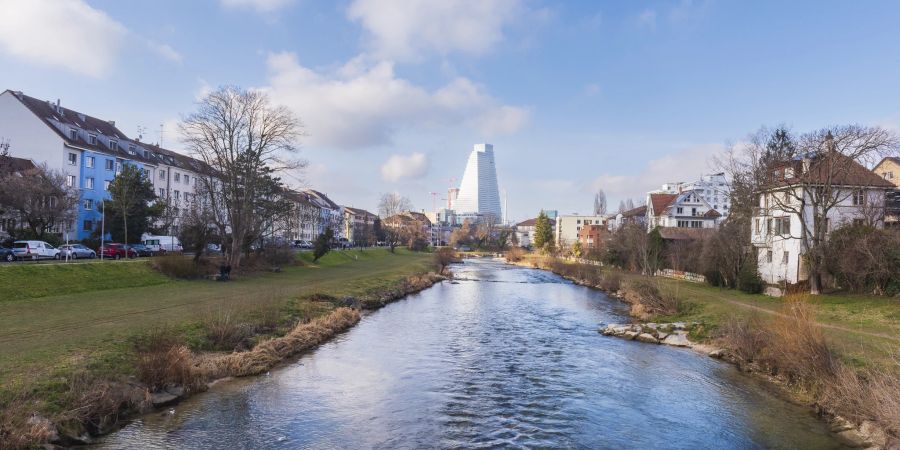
left=0, top=248, right=446, bottom=449
left=515, top=253, right=900, bottom=448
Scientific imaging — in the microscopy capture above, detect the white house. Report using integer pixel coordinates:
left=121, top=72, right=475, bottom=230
left=751, top=154, right=894, bottom=288
left=646, top=191, right=720, bottom=230
left=652, top=172, right=731, bottom=219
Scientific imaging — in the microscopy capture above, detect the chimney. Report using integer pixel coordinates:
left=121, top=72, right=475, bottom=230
left=108, top=120, right=116, bottom=127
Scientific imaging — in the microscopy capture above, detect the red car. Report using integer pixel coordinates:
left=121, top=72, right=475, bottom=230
left=98, top=243, right=138, bottom=259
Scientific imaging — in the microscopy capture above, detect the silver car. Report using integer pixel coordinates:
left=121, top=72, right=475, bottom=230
left=59, top=244, right=97, bottom=260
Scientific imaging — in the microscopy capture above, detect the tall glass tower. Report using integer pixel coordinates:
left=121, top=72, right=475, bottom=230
left=454, top=143, right=502, bottom=220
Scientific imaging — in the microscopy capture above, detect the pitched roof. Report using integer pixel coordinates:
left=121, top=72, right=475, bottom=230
left=876, top=156, right=900, bottom=167
left=516, top=218, right=537, bottom=227
left=764, top=153, right=894, bottom=190
left=343, top=206, right=378, bottom=219
left=703, top=209, right=721, bottom=218
left=405, top=211, right=432, bottom=226
left=649, top=193, right=677, bottom=215
left=301, top=189, right=340, bottom=210
left=657, top=227, right=716, bottom=241
left=0, top=155, right=37, bottom=173
left=621, top=205, right=647, bottom=218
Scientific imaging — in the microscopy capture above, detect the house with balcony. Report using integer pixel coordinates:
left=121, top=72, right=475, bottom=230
left=554, top=214, right=606, bottom=248
left=750, top=153, right=894, bottom=288
left=343, top=206, right=379, bottom=246
left=646, top=191, right=720, bottom=231
left=874, top=156, right=900, bottom=228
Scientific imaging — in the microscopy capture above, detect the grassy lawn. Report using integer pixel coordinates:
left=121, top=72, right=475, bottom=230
left=0, top=248, right=433, bottom=397
left=629, top=271, right=900, bottom=372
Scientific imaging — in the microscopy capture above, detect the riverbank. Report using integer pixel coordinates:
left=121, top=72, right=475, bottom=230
left=513, top=254, right=900, bottom=448
left=0, top=249, right=441, bottom=449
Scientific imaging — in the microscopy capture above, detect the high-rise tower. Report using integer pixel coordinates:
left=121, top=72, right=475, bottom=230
left=454, top=143, right=502, bottom=220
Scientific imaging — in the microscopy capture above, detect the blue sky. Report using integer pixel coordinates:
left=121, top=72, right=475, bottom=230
left=2, top=0, right=900, bottom=221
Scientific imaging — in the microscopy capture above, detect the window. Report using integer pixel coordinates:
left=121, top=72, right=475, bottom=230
left=174, top=172, right=181, bottom=182
left=853, top=218, right=865, bottom=227
left=104, top=180, right=111, bottom=190
left=691, top=207, right=697, bottom=216
left=85, top=177, right=94, bottom=189
left=83, top=220, right=93, bottom=231
left=183, top=174, right=190, bottom=184
left=110, top=141, right=118, bottom=151
left=883, top=171, right=894, bottom=179
left=159, top=170, right=166, bottom=179
left=769, top=216, right=791, bottom=236
left=782, top=251, right=789, bottom=264
left=115, top=162, right=121, bottom=173
left=85, top=156, right=94, bottom=168
left=69, top=128, right=77, bottom=140
left=766, top=250, right=773, bottom=263
left=105, top=159, right=114, bottom=171
left=174, top=190, right=180, bottom=200
left=676, top=207, right=683, bottom=214
left=159, top=188, right=166, bottom=198
left=852, top=189, right=865, bottom=206
left=88, top=134, right=97, bottom=145
left=66, top=175, right=76, bottom=187
left=143, top=169, right=150, bottom=178
left=68, top=153, right=77, bottom=165
left=785, top=167, right=794, bottom=178
left=128, top=145, right=136, bottom=155
left=755, top=218, right=761, bottom=233
left=84, top=199, right=93, bottom=210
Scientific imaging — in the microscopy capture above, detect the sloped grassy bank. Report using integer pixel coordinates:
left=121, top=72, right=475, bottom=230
left=0, top=252, right=443, bottom=449
left=515, top=255, right=899, bottom=449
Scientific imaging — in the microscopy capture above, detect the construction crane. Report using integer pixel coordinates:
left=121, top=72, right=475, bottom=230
left=429, top=192, right=439, bottom=211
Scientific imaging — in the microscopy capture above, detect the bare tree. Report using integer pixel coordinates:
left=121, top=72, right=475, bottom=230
left=378, top=192, right=412, bottom=253
left=593, top=189, right=607, bottom=215
left=180, top=86, right=303, bottom=268
left=0, top=162, right=77, bottom=240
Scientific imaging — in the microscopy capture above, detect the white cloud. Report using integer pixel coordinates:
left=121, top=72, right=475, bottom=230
left=347, top=0, right=524, bottom=61
left=591, top=144, right=726, bottom=204
left=381, top=152, right=429, bottom=181
left=264, top=52, right=529, bottom=149
left=146, top=41, right=183, bottom=63
left=219, top=0, right=293, bottom=13
left=0, top=0, right=126, bottom=77
left=636, top=9, right=657, bottom=30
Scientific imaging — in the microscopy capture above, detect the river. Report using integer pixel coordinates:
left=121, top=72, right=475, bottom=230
left=98, top=259, right=842, bottom=449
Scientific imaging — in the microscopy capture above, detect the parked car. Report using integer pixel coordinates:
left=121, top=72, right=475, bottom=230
left=98, top=243, right=138, bottom=259
left=206, top=243, right=222, bottom=253
left=126, top=243, right=154, bottom=257
left=11, top=240, right=60, bottom=260
left=0, top=246, right=15, bottom=262
left=59, top=244, right=97, bottom=260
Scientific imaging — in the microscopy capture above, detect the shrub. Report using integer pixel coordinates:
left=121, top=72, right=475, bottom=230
left=626, top=279, right=679, bottom=316
left=821, top=365, right=900, bottom=437
left=262, top=244, right=295, bottom=268
left=825, top=225, right=900, bottom=295
left=202, top=309, right=254, bottom=351
left=64, top=373, right=149, bottom=435
left=599, top=272, right=622, bottom=292
left=761, top=296, right=836, bottom=383
left=737, top=263, right=764, bottom=294
left=720, top=314, right=768, bottom=365
left=151, top=254, right=213, bottom=279
left=434, top=247, right=456, bottom=274
left=132, top=328, right=202, bottom=392
left=505, top=247, right=525, bottom=262
left=313, top=228, right=334, bottom=262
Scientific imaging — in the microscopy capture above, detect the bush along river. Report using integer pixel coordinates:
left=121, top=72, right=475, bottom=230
left=97, top=258, right=842, bottom=449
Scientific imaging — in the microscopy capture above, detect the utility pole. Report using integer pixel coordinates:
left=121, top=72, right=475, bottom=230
left=100, top=201, right=105, bottom=260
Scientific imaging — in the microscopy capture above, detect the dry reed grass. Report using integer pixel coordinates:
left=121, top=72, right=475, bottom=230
left=199, top=307, right=360, bottom=378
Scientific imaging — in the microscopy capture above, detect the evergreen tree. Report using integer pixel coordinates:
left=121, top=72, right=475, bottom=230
left=532, top=210, right=554, bottom=251
left=105, top=164, right=160, bottom=244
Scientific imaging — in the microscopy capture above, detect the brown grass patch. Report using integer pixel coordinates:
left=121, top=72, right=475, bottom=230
left=199, top=307, right=360, bottom=378
left=132, top=328, right=203, bottom=392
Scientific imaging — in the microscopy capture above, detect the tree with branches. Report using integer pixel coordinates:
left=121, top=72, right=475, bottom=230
left=593, top=189, right=607, bottom=215
left=180, top=86, right=303, bottom=268
left=0, top=161, right=77, bottom=241
left=378, top=192, right=412, bottom=253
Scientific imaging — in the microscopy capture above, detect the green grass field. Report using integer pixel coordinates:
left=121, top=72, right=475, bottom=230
left=0, top=249, right=433, bottom=397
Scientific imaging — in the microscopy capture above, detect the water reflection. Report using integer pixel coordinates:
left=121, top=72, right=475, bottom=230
left=99, top=259, right=841, bottom=449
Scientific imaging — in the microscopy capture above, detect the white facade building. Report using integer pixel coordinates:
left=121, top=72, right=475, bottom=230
left=652, top=173, right=730, bottom=219
left=751, top=156, right=893, bottom=288
left=646, top=191, right=720, bottom=230
left=454, top=143, right=502, bottom=220
left=554, top=214, right=606, bottom=247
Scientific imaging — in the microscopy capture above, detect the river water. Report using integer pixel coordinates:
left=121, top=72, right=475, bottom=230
left=99, top=259, right=841, bottom=449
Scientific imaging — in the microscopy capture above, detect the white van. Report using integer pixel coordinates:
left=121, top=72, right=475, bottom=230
left=142, top=235, right=183, bottom=253
left=11, top=240, right=61, bottom=260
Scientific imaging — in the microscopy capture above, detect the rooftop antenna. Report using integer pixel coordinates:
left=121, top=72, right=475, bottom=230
left=136, top=125, right=146, bottom=142
left=158, top=123, right=165, bottom=147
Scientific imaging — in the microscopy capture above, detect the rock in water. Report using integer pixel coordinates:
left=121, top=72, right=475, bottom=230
left=623, top=331, right=639, bottom=340
left=708, top=349, right=726, bottom=358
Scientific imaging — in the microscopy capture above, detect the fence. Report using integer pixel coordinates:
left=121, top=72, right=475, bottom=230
left=655, top=268, right=706, bottom=283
